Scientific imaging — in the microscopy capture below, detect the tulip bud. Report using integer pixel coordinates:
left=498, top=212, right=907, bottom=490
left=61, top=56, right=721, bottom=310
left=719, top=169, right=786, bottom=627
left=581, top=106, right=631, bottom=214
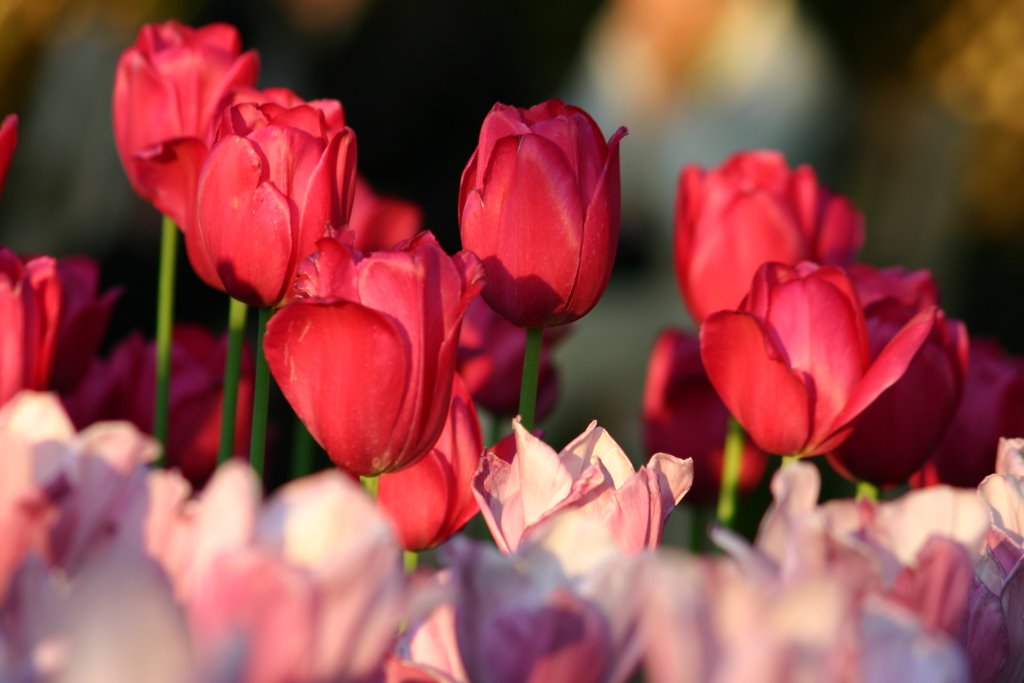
left=0, top=113, right=17, bottom=201
left=674, top=151, right=863, bottom=322
left=459, top=99, right=626, bottom=328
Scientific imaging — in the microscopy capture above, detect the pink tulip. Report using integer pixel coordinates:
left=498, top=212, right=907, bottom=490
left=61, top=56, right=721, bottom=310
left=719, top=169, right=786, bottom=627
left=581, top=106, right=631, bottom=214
left=113, top=20, right=259, bottom=227
left=459, top=99, right=626, bottom=328
left=473, top=419, right=693, bottom=554
left=641, top=328, right=767, bottom=504
left=266, top=232, right=483, bottom=476
left=377, top=373, right=484, bottom=551
left=0, top=113, right=17, bottom=200
left=674, top=150, right=864, bottom=322
left=189, top=100, right=357, bottom=305
left=700, top=261, right=935, bottom=457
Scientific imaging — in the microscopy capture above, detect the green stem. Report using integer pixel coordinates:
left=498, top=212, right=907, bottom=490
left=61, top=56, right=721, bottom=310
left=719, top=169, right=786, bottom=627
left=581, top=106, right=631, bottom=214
left=218, top=297, right=248, bottom=465
left=782, top=455, right=800, bottom=467
left=249, top=307, right=272, bottom=479
left=403, top=550, right=418, bottom=574
left=518, top=327, right=543, bottom=431
left=715, top=417, right=745, bottom=529
left=153, top=215, right=178, bottom=463
left=290, top=416, right=315, bottom=480
left=361, top=475, right=379, bottom=498
left=856, top=480, right=880, bottom=502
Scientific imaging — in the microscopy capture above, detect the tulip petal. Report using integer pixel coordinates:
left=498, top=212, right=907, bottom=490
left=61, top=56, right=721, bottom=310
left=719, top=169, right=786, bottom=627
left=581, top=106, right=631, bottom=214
left=264, top=300, right=411, bottom=475
left=700, top=311, right=811, bottom=455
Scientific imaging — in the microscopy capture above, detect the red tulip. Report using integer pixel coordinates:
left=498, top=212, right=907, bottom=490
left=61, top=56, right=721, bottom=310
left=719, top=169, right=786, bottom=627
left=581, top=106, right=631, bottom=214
left=459, top=99, right=626, bottom=328
left=0, top=113, right=17, bottom=200
left=189, top=101, right=357, bottom=306
left=50, top=257, right=120, bottom=393
left=700, top=262, right=935, bottom=457
left=912, top=338, right=1024, bottom=488
left=641, top=328, right=767, bottom=505
left=828, top=266, right=968, bottom=486
left=348, top=178, right=423, bottom=252
left=456, top=295, right=565, bottom=421
left=377, top=373, right=483, bottom=551
left=113, top=21, right=259, bottom=227
left=674, top=150, right=864, bottom=322
left=0, top=250, right=60, bottom=406
left=63, top=325, right=254, bottom=487
left=264, top=232, right=484, bottom=476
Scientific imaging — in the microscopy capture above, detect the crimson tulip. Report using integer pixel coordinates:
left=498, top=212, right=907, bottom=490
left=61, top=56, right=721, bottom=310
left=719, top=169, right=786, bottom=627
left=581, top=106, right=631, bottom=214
left=377, top=373, right=483, bottom=551
left=189, top=101, right=357, bottom=306
left=642, top=328, right=767, bottom=504
left=0, top=114, right=16, bottom=200
left=674, top=150, right=864, bottom=322
left=828, top=266, right=968, bottom=486
left=347, top=178, right=423, bottom=252
left=456, top=295, right=564, bottom=422
left=50, top=257, right=120, bottom=393
left=264, top=232, right=484, bottom=476
left=63, top=325, right=254, bottom=487
left=912, top=338, right=1024, bottom=488
left=0, top=250, right=61, bottom=406
left=700, top=262, right=935, bottom=457
left=459, top=99, right=626, bottom=328
left=113, top=21, right=259, bottom=227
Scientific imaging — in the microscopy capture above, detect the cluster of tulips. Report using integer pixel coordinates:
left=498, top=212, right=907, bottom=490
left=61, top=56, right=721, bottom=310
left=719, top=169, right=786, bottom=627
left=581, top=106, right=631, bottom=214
left=0, top=17, right=1023, bottom=683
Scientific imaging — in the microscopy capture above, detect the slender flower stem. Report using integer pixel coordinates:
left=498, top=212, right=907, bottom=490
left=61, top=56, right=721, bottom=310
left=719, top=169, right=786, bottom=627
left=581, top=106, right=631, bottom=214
left=403, top=550, right=418, bottom=574
left=153, top=215, right=178, bottom=463
left=249, top=307, right=272, bottom=479
left=856, top=480, right=880, bottom=502
left=361, top=475, right=379, bottom=498
left=218, top=297, right=248, bottom=465
left=290, top=416, right=315, bottom=480
left=715, top=417, right=746, bottom=529
left=782, top=455, right=800, bottom=467
left=518, top=327, right=543, bottom=431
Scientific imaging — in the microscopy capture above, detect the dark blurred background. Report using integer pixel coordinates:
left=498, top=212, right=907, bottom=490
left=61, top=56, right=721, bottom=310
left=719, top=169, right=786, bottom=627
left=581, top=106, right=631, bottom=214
left=0, top=0, right=1021, bottom=486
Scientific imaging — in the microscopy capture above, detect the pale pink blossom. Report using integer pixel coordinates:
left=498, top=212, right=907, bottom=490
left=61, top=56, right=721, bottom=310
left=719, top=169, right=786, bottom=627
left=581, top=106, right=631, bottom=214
left=472, top=418, right=692, bottom=553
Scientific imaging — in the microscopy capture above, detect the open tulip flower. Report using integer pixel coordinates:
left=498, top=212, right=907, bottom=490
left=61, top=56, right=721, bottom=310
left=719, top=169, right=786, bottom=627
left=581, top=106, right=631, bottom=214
left=189, top=100, right=357, bottom=306
left=700, top=261, right=936, bottom=457
left=459, top=99, right=626, bottom=328
left=472, top=418, right=693, bottom=554
left=674, top=150, right=864, bottom=322
left=265, top=232, right=484, bottom=476
left=112, top=20, right=260, bottom=226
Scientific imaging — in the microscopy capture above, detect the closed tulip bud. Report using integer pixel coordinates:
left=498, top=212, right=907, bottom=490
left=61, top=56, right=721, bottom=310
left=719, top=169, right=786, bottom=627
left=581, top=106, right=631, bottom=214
left=265, top=232, right=484, bottom=476
left=377, top=374, right=483, bottom=551
left=0, top=249, right=61, bottom=406
left=641, top=328, right=767, bottom=504
left=674, top=151, right=864, bottom=322
left=459, top=99, right=626, bottom=328
left=190, top=101, right=357, bottom=306
left=828, top=266, right=968, bottom=486
left=0, top=113, right=16, bottom=201
left=913, top=338, right=1024, bottom=488
left=113, top=21, right=259, bottom=227
left=700, top=262, right=935, bottom=457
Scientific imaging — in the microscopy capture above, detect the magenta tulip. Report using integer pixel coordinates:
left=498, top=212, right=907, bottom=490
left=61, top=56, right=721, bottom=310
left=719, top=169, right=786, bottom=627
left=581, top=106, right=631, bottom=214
left=700, top=262, right=935, bottom=457
left=829, top=266, right=968, bottom=486
left=190, top=100, right=357, bottom=306
left=0, top=113, right=16, bottom=201
left=265, top=232, right=484, bottom=476
left=459, top=99, right=626, bottom=328
left=674, top=150, right=863, bottom=322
